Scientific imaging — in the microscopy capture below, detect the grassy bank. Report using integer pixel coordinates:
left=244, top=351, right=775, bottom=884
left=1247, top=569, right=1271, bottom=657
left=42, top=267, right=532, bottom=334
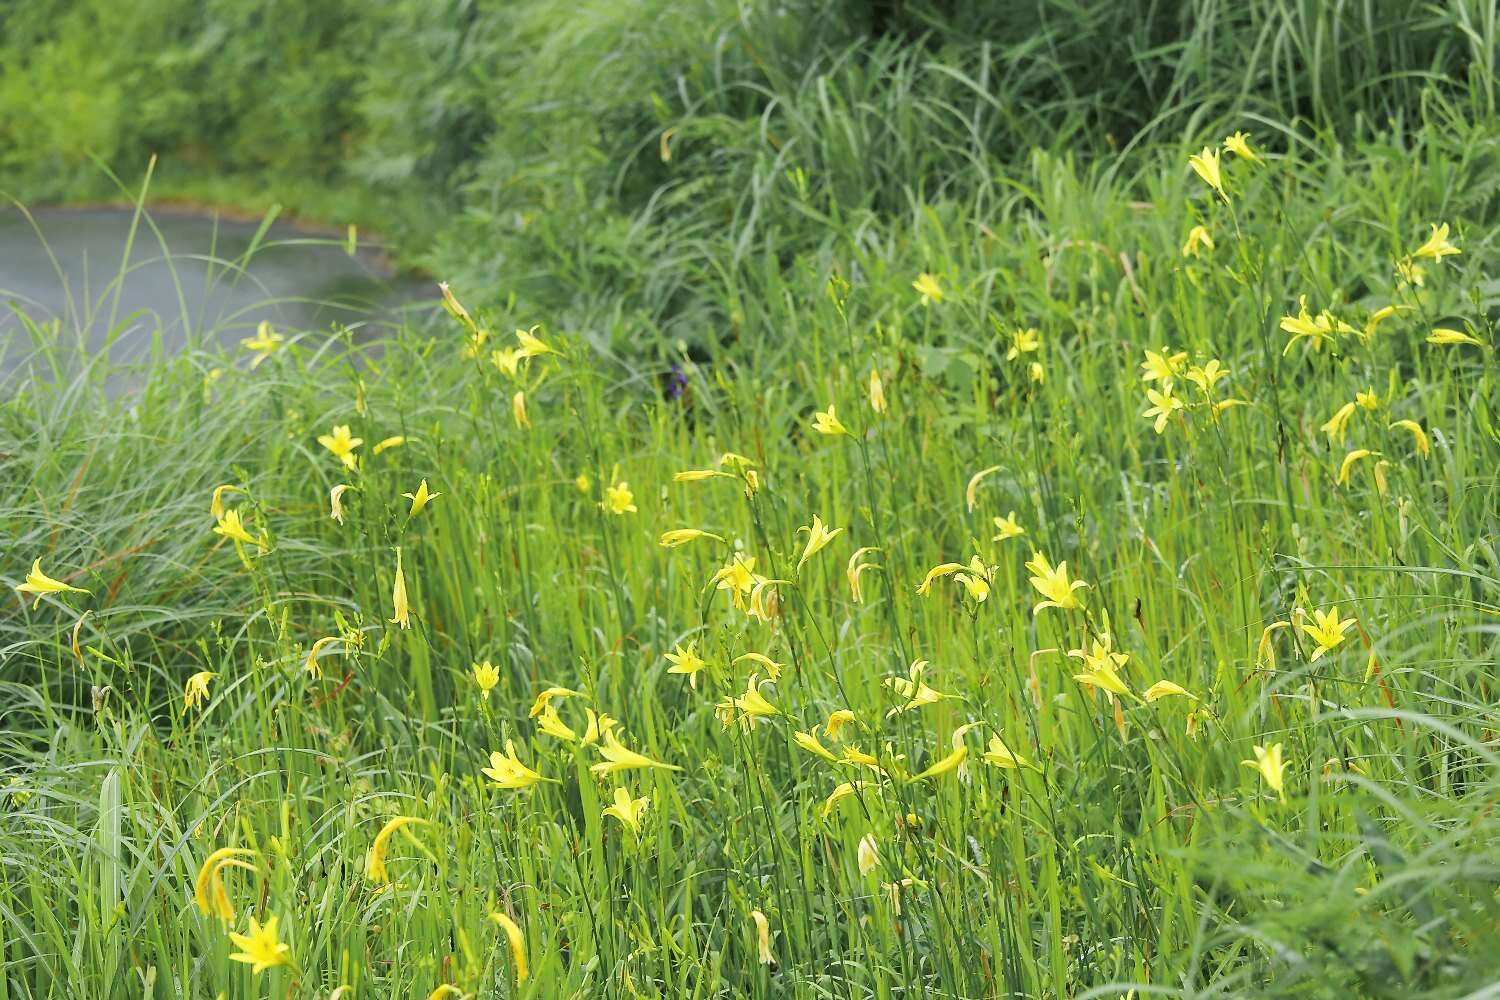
left=3, top=2, right=1500, bottom=997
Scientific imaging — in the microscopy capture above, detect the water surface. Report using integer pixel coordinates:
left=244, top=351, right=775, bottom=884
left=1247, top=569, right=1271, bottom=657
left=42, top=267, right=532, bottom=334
left=0, top=205, right=426, bottom=382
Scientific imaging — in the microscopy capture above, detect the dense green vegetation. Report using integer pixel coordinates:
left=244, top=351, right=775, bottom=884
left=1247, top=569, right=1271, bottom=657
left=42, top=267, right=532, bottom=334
left=3, top=2, right=1499, bottom=997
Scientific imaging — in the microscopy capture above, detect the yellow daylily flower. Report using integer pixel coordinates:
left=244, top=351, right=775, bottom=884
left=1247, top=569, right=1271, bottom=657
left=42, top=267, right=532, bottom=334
left=515, top=325, right=555, bottom=358
left=1025, top=551, right=1088, bottom=614
left=209, top=484, right=243, bottom=520
left=1356, top=387, right=1379, bottom=411
left=512, top=391, right=530, bottom=428
left=1300, top=607, right=1357, bottom=661
left=1143, top=679, right=1194, bottom=703
left=1006, top=327, right=1041, bottom=360
left=857, top=833, right=880, bottom=876
left=1185, top=359, right=1229, bottom=394
left=911, top=272, right=944, bottom=304
left=665, top=641, right=707, bottom=687
left=1140, top=348, right=1188, bottom=386
left=303, top=636, right=339, bottom=678
left=953, top=555, right=995, bottom=603
left=602, top=786, right=650, bottom=835
left=824, top=709, right=858, bottom=740
left=481, top=739, right=554, bottom=790
left=228, top=914, right=292, bottom=975
left=964, top=465, right=1002, bottom=512
left=1257, top=620, right=1290, bottom=669
left=317, top=425, right=362, bottom=470
left=603, top=481, right=637, bottom=515
left=733, top=651, right=785, bottom=681
left=868, top=366, right=887, bottom=413
left=214, top=509, right=264, bottom=549
left=402, top=479, right=442, bottom=516
left=535, top=704, right=578, bottom=742
left=793, top=729, right=839, bottom=762
left=1181, top=225, right=1214, bottom=258
left=472, top=661, right=500, bottom=700
left=366, top=816, right=428, bottom=884
left=1223, top=130, right=1261, bottom=162
left=884, top=660, right=951, bottom=715
left=591, top=730, right=681, bottom=776
left=490, top=911, right=528, bottom=984
left=240, top=321, right=284, bottom=367
left=846, top=546, right=881, bottom=604
left=528, top=686, right=582, bottom=718
left=1363, top=304, right=1408, bottom=340
left=372, top=435, right=405, bottom=455
left=982, top=735, right=1033, bottom=770
left=811, top=405, right=849, bottom=436
left=909, top=722, right=981, bottom=782
left=1412, top=222, right=1460, bottom=260
left=796, top=515, right=843, bottom=571
left=673, top=469, right=733, bottom=482
left=15, top=559, right=91, bottom=608
left=1142, top=386, right=1184, bottom=434
left=915, top=561, right=964, bottom=595
left=493, top=347, right=522, bottom=377
left=1320, top=401, right=1358, bottom=445
left=821, top=780, right=870, bottom=819
left=719, top=674, right=782, bottom=727
left=991, top=512, right=1025, bottom=541
left=1242, top=742, right=1288, bottom=801
left=1188, top=145, right=1225, bottom=199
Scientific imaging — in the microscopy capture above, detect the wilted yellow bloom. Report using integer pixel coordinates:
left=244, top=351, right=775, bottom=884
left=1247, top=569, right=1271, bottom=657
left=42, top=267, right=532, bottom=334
left=665, top=641, right=707, bottom=687
left=490, top=911, right=528, bottom=984
left=512, top=391, right=530, bottom=428
left=1337, top=448, right=1374, bottom=486
left=1140, top=348, right=1188, bottom=386
left=846, top=546, right=880, bottom=603
left=209, top=484, right=243, bottom=520
left=1142, top=386, right=1184, bottom=434
left=915, top=561, right=963, bottom=595
left=796, top=515, right=843, bottom=571
left=1006, top=327, right=1040, bottom=360
left=1257, top=621, right=1290, bottom=670
left=438, top=281, right=474, bottom=328
left=1320, top=402, right=1358, bottom=445
left=965, top=465, right=1001, bottom=512
left=193, top=847, right=256, bottom=921
left=603, top=481, right=637, bottom=514
left=602, top=786, right=649, bottom=834
left=1188, top=145, right=1225, bottom=199
left=402, top=479, right=442, bottom=516
left=1388, top=419, right=1429, bottom=458
left=811, top=405, right=849, bottom=436
left=515, top=325, right=554, bottom=358
left=1412, top=222, right=1460, bottom=260
left=750, top=909, right=774, bottom=964
left=912, top=272, right=944, bottom=304
left=1029, top=361, right=1045, bottom=384
left=1426, top=327, right=1484, bottom=347
left=304, top=636, right=339, bottom=678
left=481, top=739, right=554, bottom=790
left=214, top=509, right=263, bottom=549
left=982, top=735, right=1032, bottom=770
left=591, top=730, right=681, bottom=776
left=329, top=484, right=350, bottom=524
left=1223, top=130, right=1261, bottom=162
left=1300, top=607, right=1357, bottom=661
left=1025, top=551, right=1088, bottom=614
left=1242, top=742, right=1288, bottom=801
left=372, top=435, right=405, bottom=455
left=868, top=367, right=887, bottom=413
left=857, top=833, right=880, bottom=876
left=472, top=661, right=500, bottom=700
left=228, top=914, right=292, bottom=974
left=318, top=425, right=362, bottom=470
left=528, top=686, right=581, bottom=718
left=15, top=559, right=91, bottom=608
left=366, top=816, right=428, bottom=884
left=183, top=671, right=215, bottom=712
left=389, top=548, right=410, bottom=629
left=1396, top=257, right=1426, bottom=287
left=659, top=528, right=724, bottom=547
left=240, top=321, right=284, bottom=367
left=1143, top=679, right=1194, bottom=703
left=991, top=512, right=1025, bottom=541
left=1181, top=225, right=1214, bottom=258
left=793, top=729, right=839, bottom=762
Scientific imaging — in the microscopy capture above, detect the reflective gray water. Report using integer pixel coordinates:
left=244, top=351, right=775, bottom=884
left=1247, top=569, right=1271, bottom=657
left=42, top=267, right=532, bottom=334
left=0, top=205, right=427, bottom=382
